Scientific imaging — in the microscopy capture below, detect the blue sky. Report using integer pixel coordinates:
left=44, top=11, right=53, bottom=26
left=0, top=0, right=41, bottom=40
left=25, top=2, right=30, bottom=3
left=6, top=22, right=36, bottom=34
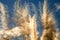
left=0, top=0, right=60, bottom=31
left=0, top=0, right=60, bottom=40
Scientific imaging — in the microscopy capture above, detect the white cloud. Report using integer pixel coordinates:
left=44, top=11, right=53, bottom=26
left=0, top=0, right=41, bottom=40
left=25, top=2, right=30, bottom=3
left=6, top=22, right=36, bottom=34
left=55, top=3, right=60, bottom=10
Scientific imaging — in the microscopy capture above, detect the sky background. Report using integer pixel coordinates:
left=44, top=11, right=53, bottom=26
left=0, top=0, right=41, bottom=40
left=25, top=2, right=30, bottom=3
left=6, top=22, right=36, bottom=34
left=0, top=0, right=60, bottom=40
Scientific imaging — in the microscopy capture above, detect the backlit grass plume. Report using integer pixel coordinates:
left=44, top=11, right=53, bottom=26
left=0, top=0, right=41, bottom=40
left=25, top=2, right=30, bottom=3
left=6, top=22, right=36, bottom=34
left=14, top=2, right=30, bottom=40
left=0, top=0, right=59, bottom=40
left=0, top=2, right=9, bottom=30
left=29, top=15, right=37, bottom=40
left=40, top=0, right=58, bottom=40
left=0, top=1, right=37, bottom=40
left=14, top=2, right=37, bottom=40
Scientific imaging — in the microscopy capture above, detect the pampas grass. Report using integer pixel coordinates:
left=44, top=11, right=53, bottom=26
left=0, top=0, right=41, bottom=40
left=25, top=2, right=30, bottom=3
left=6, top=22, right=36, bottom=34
left=29, top=15, right=37, bottom=40
left=14, top=2, right=30, bottom=40
left=0, top=2, right=9, bottom=30
left=14, top=1, right=37, bottom=40
left=0, top=1, right=37, bottom=40
left=40, top=0, right=58, bottom=40
left=0, top=0, right=59, bottom=40
left=14, top=1, right=38, bottom=40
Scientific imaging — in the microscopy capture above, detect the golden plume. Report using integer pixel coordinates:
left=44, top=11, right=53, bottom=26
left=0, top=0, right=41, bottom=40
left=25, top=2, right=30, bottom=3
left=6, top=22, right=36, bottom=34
left=40, top=0, right=57, bottom=40
left=29, top=15, right=37, bottom=40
